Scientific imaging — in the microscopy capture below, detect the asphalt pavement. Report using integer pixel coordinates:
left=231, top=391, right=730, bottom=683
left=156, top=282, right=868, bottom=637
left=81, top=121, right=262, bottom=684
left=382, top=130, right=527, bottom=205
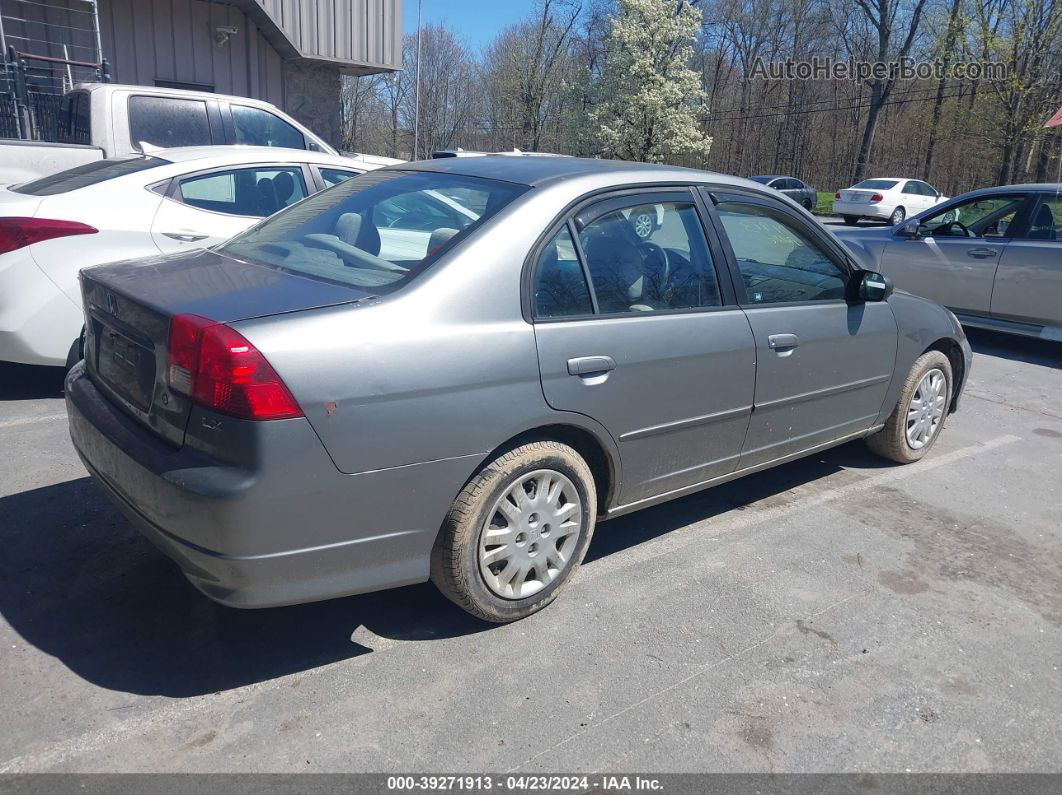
left=0, top=329, right=1059, bottom=773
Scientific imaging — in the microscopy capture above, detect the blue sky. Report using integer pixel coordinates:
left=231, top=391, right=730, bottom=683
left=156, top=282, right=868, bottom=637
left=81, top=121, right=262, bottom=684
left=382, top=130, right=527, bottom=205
left=401, top=0, right=531, bottom=51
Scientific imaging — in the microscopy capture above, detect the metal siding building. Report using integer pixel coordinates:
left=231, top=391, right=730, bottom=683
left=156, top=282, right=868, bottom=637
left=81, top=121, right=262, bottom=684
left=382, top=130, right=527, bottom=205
left=1, top=0, right=402, bottom=145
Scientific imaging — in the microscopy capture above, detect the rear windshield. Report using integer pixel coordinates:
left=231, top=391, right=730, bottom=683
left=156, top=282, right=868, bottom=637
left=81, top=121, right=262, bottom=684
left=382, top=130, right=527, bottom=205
left=749, top=176, right=774, bottom=184
left=222, top=170, right=528, bottom=294
left=851, top=179, right=898, bottom=190
left=13, top=156, right=166, bottom=196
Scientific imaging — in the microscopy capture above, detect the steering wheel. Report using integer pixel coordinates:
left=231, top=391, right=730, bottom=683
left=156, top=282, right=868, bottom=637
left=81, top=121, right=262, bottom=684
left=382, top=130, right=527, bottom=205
left=637, top=241, right=670, bottom=287
left=945, top=221, right=975, bottom=238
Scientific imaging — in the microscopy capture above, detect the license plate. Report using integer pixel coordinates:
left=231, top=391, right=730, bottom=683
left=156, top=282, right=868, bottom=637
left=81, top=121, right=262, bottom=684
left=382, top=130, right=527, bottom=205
left=98, top=328, right=153, bottom=410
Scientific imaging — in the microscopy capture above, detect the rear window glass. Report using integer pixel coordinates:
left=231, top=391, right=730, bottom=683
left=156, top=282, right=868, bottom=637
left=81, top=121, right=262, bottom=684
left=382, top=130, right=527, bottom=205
left=749, top=176, right=774, bottom=184
left=54, top=90, right=91, bottom=145
left=13, top=156, right=166, bottom=196
left=851, top=179, right=898, bottom=190
left=222, top=170, right=527, bottom=295
left=129, top=95, right=211, bottom=149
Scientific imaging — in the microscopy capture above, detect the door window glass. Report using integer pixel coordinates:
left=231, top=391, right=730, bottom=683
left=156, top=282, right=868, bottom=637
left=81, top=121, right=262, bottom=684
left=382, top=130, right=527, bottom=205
left=128, top=96, right=211, bottom=148
left=178, top=166, right=307, bottom=217
left=919, top=195, right=1025, bottom=238
left=533, top=227, right=593, bottom=318
left=578, top=201, right=720, bottom=314
left=1022, top=198, right=1061, bottom=241
left=231, top=105, right=307, bottom=149
left=716, top=202, right=847, bottom=304
left=320, top=167, right=360, bottom=187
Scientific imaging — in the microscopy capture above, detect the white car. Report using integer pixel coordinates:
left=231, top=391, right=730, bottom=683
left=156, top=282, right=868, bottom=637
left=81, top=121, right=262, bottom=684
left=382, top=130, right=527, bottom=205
left=833, top=178, right=949, bottom=226
left=0, top=146, right=392, bottom=367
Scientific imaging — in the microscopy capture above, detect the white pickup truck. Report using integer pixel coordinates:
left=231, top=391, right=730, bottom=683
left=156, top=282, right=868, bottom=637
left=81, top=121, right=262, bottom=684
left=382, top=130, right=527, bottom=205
left=0, top=83, right=341, bottom=184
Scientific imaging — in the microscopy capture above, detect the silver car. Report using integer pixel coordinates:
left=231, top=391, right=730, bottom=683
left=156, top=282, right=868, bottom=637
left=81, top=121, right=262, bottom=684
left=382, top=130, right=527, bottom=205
left=836, top=183, right=1062, bottom=341
left=750, top=175, right=817, bottom=211
left=66, top=157, right=971, bottom=623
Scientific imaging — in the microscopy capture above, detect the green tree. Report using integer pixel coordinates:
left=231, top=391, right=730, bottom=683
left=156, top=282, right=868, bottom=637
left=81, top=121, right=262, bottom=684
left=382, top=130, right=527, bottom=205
left=592, top=0, right=713, bottom=162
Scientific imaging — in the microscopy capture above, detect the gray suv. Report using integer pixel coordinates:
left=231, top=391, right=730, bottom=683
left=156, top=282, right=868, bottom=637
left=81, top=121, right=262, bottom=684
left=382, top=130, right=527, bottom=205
left=66, top=157, right=971, bottom=623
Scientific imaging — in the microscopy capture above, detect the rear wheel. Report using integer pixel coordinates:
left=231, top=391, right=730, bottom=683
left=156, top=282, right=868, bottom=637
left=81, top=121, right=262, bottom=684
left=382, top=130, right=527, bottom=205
left=431, top=441, right=597, bottom=622
left=889, top=206, right=906, bottom=225
left=866, top=350, right=952, bottom=463
left=842, top=215, right=860, bottom=225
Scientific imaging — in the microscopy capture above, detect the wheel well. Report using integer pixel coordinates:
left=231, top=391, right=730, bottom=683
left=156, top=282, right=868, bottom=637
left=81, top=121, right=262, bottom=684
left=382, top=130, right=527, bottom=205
left=475, top=425, right=616, bottom=515
left=925, top=338, right=965, bottom=413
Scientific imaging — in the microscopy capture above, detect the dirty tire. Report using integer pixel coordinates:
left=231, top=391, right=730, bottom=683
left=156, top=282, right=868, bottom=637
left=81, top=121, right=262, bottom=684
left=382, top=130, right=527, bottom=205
left=866, top=350, right=952, bottom=464
left=431, top=441, right=597, bottom=623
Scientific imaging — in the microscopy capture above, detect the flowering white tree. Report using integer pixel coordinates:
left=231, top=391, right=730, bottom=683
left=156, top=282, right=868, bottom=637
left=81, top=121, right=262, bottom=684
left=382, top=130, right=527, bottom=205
left=592, top=0, right=712, bottom=163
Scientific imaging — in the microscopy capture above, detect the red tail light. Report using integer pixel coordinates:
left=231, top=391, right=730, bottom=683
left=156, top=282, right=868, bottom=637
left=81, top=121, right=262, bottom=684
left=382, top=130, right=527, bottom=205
left=869, top=193, right=884, bottom=203
left=834, top=192, right=841, bottom=199
left=0, top=217, right=97, bottom=254
left=167, top=314, right=303, bottom=421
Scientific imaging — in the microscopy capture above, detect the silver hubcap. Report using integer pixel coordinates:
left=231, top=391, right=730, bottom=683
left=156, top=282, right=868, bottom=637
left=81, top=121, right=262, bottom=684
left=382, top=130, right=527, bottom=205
left=478, top=469, right=582, bottom=600
left=633, top=213, right=653, bottom=238
left=906, top=369, right=947, bottom=449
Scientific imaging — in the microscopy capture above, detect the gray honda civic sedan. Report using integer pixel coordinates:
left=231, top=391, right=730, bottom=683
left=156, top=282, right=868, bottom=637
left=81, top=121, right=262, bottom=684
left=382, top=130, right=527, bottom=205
left=66, top=156, right=972, bottom=622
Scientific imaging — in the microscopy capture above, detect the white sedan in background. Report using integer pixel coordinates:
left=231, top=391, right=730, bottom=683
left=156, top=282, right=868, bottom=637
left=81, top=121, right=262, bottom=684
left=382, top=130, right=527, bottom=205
left=0, top=147, right=394, bottom=367
left=833, top=178, right=949, bottom=226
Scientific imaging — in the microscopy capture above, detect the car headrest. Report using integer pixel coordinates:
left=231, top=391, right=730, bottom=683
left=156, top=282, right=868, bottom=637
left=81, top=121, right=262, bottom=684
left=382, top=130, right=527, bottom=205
left=1028, top=203, right=1056, bottom=240
left=273, top=171, right=296, bottom=204
left=427, top=227, right=458, bottom=256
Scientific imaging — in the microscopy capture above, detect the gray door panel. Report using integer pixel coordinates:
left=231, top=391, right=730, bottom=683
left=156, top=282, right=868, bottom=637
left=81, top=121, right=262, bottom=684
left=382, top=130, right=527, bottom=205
left=880, top=237, right=1002, bottom=315
left=535, top=311, right=756, bottom=505
left=990, top=240, right=1062, bottom=328
left=739, top=302, right=897, bottom=466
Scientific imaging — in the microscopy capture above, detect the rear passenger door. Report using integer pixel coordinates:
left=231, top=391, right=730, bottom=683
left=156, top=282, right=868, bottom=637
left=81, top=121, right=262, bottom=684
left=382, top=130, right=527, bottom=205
left=990, top=194, right=1062, bottom=333
left=531, top=189, right=756, bottom=508
left=705, top=190, right=897, bottom=467
left=150, top=164, right=310, bottom=252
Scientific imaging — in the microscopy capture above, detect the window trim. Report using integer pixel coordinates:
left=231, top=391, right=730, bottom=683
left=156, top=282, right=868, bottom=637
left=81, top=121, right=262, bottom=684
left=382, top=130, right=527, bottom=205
left=702, top=187, right=856, bottom=309
left=167, top=162, right=314, bottom=219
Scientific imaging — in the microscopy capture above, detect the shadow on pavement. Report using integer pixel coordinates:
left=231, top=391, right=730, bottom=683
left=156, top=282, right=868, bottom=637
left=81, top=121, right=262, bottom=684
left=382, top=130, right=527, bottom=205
left=966, top=327, right=1061, bottom=370
left=0, top=439, right=887, bottom=698
left=0, top=362, right=66, bottom=400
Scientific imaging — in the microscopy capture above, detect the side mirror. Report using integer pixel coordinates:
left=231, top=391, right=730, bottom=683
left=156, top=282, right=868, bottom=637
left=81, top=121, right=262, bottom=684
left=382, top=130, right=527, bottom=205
left=849, top=269, right=893, bottom=303
left=899, top=220, right=921, bottom=238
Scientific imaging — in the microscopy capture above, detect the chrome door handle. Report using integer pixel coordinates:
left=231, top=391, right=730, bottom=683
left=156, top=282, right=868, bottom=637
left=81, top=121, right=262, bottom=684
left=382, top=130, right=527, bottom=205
left=567, top=355, right=616, bottom=376
left=966, top=247, right=997, bottom=258
left=162, top=231, right=209, bottom=242
left=768, top=333, right=799, bottom=351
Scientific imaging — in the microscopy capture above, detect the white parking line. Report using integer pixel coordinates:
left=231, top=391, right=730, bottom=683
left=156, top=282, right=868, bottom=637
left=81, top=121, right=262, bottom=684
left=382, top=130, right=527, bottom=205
left=0, top=413, right=67, bottom=430
left=0, top=434, right=1020, bottom=773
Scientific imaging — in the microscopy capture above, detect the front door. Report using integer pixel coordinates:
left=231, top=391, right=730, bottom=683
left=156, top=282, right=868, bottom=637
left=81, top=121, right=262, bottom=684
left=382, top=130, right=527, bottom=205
left=531, top=190, right=756, bottom=507
left=877, top=192, right=1030, bottom=316
left=707, top=191, right=897, bottom=466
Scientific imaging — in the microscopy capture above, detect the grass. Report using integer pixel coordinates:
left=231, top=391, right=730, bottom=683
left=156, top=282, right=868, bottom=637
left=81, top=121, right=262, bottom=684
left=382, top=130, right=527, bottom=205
left=812, top=190, right=836, bottom=216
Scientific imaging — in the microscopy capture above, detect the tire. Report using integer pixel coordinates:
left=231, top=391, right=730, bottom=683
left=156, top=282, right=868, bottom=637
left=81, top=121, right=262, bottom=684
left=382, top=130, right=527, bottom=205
left=802, top=198, right=813, bottom=210
left=842, top=215, right=859, bottom=225
left=64, top=328, right=85, bottom=371
left=866, top=350, right=952, bottom=464
left=889, top=206, right=906, bottom=225
left=431, top=441, right=598, bottom=623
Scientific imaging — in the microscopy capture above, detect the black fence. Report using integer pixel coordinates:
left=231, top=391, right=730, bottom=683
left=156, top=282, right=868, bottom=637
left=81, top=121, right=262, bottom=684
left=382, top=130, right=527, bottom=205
left=0, top=48, right=107, bottom=142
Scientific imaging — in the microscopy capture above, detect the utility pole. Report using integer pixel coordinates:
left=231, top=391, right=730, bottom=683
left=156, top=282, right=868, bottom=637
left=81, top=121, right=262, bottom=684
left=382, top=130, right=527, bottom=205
left=414, top=0, right=422, bottom=160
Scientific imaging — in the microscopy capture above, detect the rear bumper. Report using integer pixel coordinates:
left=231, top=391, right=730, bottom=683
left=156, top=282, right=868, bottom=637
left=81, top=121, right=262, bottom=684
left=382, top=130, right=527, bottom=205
left=833, top=201, right=893, bottom=220
left=65, top=363, right=477, bottom=607
left=0, top=248, right=81, bottom=366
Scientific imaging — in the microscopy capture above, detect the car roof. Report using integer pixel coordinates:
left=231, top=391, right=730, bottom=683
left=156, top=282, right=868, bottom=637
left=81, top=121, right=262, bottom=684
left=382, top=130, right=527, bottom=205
left=982, top=182, right=1062, bottom=192
left=148, top=146, right=364, bottom=168
left=391, top=155, right=758, bottom=190
left=74, top=82, right=284, bottom=110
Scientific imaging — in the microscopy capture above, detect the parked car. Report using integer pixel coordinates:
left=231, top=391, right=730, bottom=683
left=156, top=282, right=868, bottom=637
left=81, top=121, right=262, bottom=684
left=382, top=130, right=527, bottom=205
left=750, top=175, right=817, bottom=210
left=65, top=157, right=971, bottom=623
left=833, top=178, right=948, bottom=225
left=0, top=83, right=338, bottom=184
left=0, top=146, right=389, bottom=367
left=835, top=183, right=1062, bottom=341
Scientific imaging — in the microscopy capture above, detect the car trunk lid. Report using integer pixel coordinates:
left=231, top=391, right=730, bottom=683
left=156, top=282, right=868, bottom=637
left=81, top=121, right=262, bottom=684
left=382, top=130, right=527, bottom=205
left=839, top=190, right=877, bottom=203
left=81, top=248, right=371, bottom=447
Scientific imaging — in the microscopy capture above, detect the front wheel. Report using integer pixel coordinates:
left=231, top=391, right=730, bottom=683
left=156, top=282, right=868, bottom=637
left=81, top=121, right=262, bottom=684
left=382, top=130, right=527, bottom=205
left=866, top=350, right=952, bottom=463
left=802, top=198, right=813, bottom=210
left=431, top=441, right=597, bottom=622
left=889, top=206, right=906, bottom=225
